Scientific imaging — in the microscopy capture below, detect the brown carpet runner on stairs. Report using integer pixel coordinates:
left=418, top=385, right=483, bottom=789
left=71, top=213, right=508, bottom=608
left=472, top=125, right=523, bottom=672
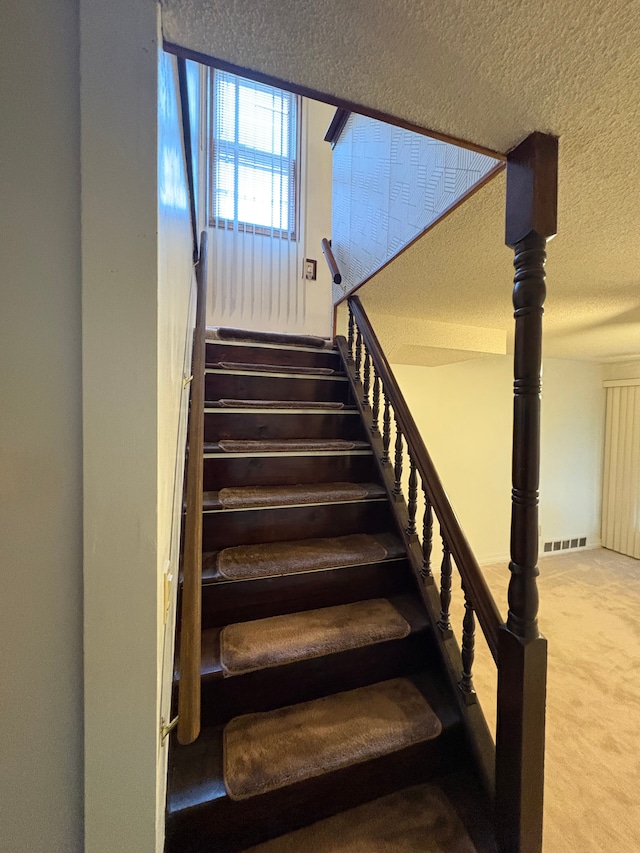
left=223, top=678, right=442, bottom=800
left=220, top=599, right=411, bottom=677
left=216, top=439, right=366, bottom=453
left=216, top=398, right=345, bottom=409
left=211, top=327, right=329, bottom=348
left=214, top=482, right=385, bottom=510
left=243, top=783, right=478, bottom=852
left=215, top=533, right=396, bottom=580
left=212, top=361, right=335, bottom=375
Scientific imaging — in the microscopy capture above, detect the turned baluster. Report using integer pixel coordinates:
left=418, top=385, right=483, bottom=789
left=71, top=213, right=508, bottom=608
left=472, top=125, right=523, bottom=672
left=371, top=368, right=380, bottom=433
left=362, top=348, right=371, bottom=406
left=459, top=582, right=476, bottom=700
left=406, top=456, right=418, bottom=536
left=347, top=304, right=355, bottom=361
left=381, top=393, right=391, bottom=464
left=437, top=538, right=452, bottom=633
left=355, top=326, right=363, bottom=382
left=393, top=419, right=403, bottom=498
left=421, top=485, right=433, bottom=581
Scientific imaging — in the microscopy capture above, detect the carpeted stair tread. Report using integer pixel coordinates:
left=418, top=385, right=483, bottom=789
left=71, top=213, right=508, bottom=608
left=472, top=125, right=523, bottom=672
left=213, top=398, right=346, bottom=409
left=242, top=782, right=479, bottom=852
left=223, top=677, right=442, bottom=800
left=209, top=326, right=329, bottom=348
left=211, top=361, right=335, bottom=376
left=213, top=438, right=369, bottom=454
left=220, top=599, right=411, bottom=677
left=215, top=532, right=403, bottom=580
left=205, top=482, right=386, bottom=511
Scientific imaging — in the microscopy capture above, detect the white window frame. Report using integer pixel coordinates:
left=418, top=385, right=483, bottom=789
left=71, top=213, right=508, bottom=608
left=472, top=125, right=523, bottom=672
left=207, top=69, right=300, bottom=240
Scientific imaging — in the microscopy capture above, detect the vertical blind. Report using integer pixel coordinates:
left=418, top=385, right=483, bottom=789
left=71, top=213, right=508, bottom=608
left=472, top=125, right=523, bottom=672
left=602, top=381, right=640, bottom=559
left=207, top=69, right=305, bottom=334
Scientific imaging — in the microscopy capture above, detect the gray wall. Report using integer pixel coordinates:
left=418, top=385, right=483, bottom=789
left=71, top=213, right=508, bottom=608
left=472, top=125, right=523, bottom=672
left=0, top=1, right=84, bottom=850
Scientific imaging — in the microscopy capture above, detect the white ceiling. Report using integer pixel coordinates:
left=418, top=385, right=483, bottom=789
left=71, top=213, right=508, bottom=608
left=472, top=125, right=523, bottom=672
left=162, top=0, right=640, bottom=362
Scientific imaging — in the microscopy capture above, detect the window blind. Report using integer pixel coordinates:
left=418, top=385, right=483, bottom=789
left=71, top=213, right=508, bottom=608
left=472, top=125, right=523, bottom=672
left=210, top=70, right=297, bottom=238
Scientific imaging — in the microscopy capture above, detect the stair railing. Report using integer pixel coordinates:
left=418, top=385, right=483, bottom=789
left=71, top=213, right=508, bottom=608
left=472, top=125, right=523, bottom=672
left=327, top=129, right=557, bottom=853
left=340, top=293, right=502, bottom=689
left=321, top=238, right=342, bottom=285
left=176, top=55, right=208, bottom=746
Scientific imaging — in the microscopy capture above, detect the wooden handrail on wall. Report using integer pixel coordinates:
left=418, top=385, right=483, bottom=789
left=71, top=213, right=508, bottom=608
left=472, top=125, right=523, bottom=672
left=177, top=230, right=208, bottom=746
left=321, top=238, right=342, bottom=285
left=324, top=107, right=350, bottom=149
left=177, top=57, right=198, bottom=263
left=346, top=295, right=502, bottom=660
left=175, top=53, right=208, bottom=746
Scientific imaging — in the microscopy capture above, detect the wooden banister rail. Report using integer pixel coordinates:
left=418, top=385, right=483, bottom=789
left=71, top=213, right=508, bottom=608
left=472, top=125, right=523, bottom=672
left=177, top=57, right=198, bottom=263
left=324, top=107, right=350, bottom=149
left=347, top=295, right=502, bottom=660
left=177, top=230, right=208, bottom=746
left=321, top=238, right=342, bottom=285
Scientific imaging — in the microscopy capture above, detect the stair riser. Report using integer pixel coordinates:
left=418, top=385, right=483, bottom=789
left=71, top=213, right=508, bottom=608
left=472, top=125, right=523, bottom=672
left=197, top=634, right=431, bottom=727
left=198, top=560, right=415, bottom=630
left=201, top=500, right=394, bottom=551
left=203, top=453, right=378, bottom=490
left=204, top=410, right=366, bottom=442
left=205, top=372, right=350, bottom=404
left=165, top=729, right=467, bottom=853
left=206, top=342, right=339, bottom=370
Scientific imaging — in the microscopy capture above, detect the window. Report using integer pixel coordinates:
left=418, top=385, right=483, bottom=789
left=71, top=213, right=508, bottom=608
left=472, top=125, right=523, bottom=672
left=208, top=70, right=299, bottom=238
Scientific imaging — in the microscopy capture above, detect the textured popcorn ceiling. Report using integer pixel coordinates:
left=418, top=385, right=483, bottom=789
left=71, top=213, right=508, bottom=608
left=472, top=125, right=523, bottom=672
left=162, top=0, right=640, bottom=361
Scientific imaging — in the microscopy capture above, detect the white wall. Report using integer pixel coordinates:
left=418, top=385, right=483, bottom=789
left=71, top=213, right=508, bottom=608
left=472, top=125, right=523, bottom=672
left=331, top=113, right=499, bottom=302
left=206, top=96, right=333, bottom=338
left=539, top=359, right=605, bottom=549
left=156, top=51, right=200, bottom=845
left=392, top=356, right=604, bottom=565
left=300, top=98, right=335, bottom=335
left=81, top=1, right=162, bottom=851
left=0, top=3, right=84, bottom=850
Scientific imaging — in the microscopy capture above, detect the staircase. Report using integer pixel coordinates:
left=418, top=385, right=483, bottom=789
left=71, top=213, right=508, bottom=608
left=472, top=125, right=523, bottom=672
left=165, top=329, right=499, bottom=852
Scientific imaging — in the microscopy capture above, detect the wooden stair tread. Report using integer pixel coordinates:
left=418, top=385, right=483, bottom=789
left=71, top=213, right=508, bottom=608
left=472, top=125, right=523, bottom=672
left=205, top=365, right=346, bottom=381
left=223, top=678, right=442, bottom=800
left=203, top=481, right=386, bottom=511
left=207, top=399, right=351, bottom=410
left=202, top=532, right=404, bottom=582
left=218, top=598, right=411, bottom=678
left=204, top=438, right=370, bottom=454
left=241, top=781, right=481, bottom=852
left=209, top=361, right=337, bottom=376
left=209, top=326, right=332, bottom=349
left=177, top=594, right=429, bottom=685
left=166, top=671, right=466, bottom=850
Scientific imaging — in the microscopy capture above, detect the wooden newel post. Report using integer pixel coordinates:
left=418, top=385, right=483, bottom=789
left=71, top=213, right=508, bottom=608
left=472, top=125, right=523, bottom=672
left=496, top=133, right=558, bottom=853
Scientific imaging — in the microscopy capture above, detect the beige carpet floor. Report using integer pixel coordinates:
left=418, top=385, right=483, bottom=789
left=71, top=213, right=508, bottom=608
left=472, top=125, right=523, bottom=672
left=468, top=547, right=640, bottom=852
